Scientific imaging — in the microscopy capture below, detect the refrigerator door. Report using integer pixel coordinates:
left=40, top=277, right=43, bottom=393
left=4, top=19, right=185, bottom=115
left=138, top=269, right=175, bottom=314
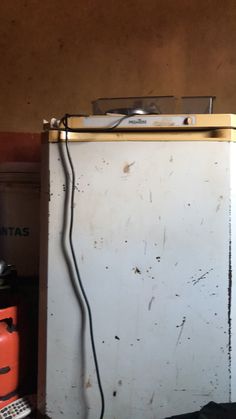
left=39, top=124, right=235, bottom=419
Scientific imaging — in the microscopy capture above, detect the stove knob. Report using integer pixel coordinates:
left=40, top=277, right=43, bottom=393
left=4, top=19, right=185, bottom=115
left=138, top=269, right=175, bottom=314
left=184, top=117, right=193, bottom=125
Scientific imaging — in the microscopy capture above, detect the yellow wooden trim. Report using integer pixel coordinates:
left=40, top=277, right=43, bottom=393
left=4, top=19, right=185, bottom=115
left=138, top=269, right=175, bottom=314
left=48, top=128, right=236, bottom=143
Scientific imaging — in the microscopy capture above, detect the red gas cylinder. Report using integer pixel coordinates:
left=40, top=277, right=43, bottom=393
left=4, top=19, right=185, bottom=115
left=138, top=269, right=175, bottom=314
left=0, top=306, right=19, bottom=408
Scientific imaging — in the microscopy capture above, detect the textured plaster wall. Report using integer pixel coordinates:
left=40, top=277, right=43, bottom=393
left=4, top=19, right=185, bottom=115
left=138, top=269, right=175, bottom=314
left=0, top=0, right=236, bottom=132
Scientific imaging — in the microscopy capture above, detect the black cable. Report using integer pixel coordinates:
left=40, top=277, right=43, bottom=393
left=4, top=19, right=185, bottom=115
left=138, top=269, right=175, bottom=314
left=61, top=112, right=149, bottom=419
left=63, top=115, right=105, bottom=419
left=60, top=112, right=139, bottom=132
left=102, top=112, right=137, bottom=129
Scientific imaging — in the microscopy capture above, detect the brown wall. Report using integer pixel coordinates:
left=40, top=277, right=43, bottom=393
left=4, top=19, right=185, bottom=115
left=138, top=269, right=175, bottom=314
left=0, top=133, right=40, bottom=162
left=0, top=0, right=236, bottom=133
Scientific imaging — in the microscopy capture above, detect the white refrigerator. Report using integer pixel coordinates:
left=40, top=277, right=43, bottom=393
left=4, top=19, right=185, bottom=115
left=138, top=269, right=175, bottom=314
left=38, top=113, right=236, bottom=419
